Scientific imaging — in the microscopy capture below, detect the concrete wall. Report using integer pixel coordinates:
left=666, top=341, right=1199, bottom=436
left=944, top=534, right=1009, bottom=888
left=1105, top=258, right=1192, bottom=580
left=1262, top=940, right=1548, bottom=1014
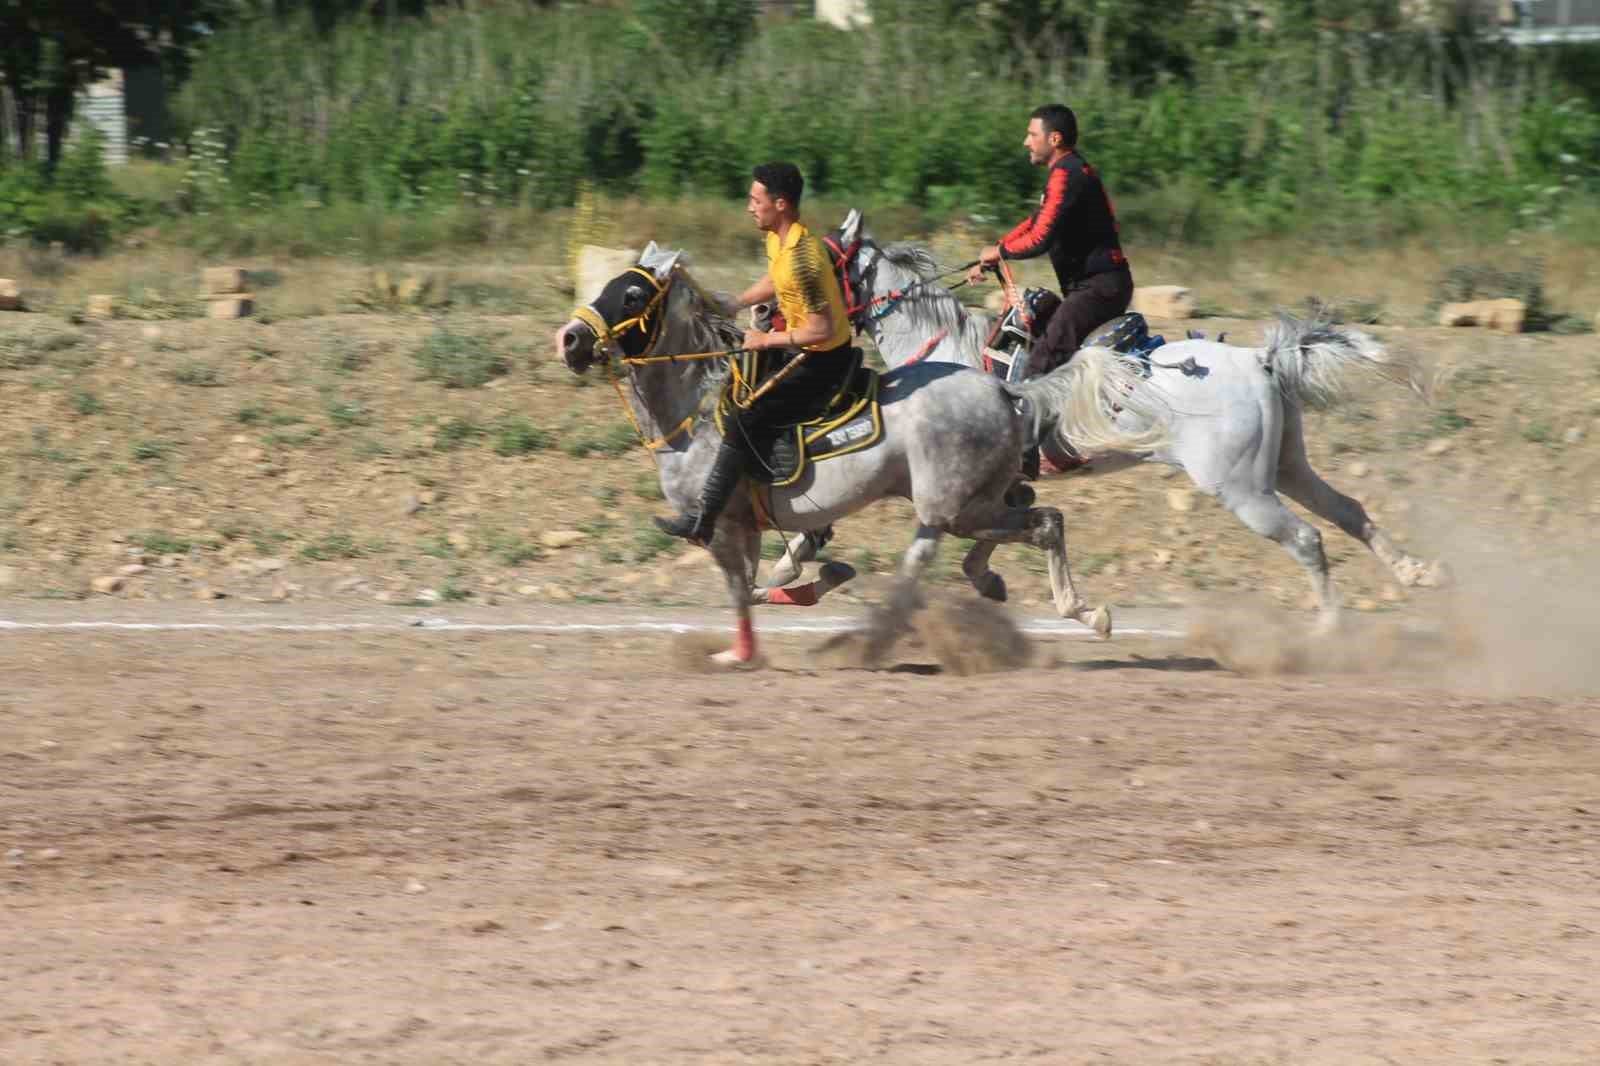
left=77, top=70, right=128, bottom=165
left=816, top=0, right=871, bottom=30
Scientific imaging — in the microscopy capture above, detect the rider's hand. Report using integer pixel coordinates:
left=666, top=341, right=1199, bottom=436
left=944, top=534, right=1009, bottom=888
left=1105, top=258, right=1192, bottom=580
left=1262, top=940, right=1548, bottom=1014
left=741, top=328, right=769, bottom=351
left=967, top=245, right=1002, bottom=284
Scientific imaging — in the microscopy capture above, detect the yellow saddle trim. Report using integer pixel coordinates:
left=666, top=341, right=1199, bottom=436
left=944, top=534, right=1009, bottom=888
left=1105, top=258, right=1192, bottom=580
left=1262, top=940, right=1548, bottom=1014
left=715, top=366, right=884, bottom=490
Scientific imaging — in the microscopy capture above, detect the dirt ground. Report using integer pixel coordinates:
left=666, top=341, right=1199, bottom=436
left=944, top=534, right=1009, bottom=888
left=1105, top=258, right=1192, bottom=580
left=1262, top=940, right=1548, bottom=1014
left=4, top=604, right=1599, bottom=1066
left=3, top=227, right=1599, bottom=1063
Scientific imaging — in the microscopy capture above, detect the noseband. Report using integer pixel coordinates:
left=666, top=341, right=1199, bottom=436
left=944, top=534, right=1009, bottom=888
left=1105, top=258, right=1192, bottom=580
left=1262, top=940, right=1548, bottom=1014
left=572, top=266, right=669, bottom=360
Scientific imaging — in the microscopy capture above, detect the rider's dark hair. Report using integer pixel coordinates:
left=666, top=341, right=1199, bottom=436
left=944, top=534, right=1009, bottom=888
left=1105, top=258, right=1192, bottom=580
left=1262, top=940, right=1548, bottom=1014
left=752, top=161, right=804, bottom=210
left=1030, top=103, right=1078, bottom=149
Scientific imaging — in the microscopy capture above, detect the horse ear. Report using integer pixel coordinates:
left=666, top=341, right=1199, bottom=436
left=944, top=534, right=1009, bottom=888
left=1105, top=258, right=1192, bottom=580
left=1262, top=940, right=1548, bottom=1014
left=637, top=242, right=681, bottom=280
left=840, top=208, right=862, bottom=246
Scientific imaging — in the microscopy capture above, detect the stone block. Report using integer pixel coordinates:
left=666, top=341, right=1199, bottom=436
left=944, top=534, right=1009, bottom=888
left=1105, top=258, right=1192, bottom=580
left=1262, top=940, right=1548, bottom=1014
left=207, top=295, right=254, bottom=319
left=1131, top=284, right=1195, bottom=320
left=0, top=278, right=21, bottom=311
left=1438, top=298, right=1524, bottom=334
left=202, top=267, right=248, bottom=295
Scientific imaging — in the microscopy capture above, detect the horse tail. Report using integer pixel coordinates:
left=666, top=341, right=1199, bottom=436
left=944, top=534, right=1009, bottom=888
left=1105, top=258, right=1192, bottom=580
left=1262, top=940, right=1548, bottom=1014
left=1004, top=346, right=1172, bottom=455
left=1263, top=310, right=1425, bottom=409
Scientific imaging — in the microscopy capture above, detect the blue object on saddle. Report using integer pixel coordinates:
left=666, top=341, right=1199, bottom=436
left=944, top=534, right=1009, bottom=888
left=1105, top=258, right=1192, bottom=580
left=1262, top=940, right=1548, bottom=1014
left=1082, top=311, right=1164, bottom=377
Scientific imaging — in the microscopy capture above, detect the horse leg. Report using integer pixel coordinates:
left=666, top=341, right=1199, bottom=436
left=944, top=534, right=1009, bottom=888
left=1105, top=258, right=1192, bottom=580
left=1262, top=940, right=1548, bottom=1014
left=900, top=523, right=944, bottom=581
left=1276, top=433, right=1449, bottom=589
left=961, top=540, right=1007, bottom=603
left=952, top=505, right=1112, bottom=638
left=761, top=529, right=817, bottom=589
left=1222, top=487, right=1341, bottom=630
left=750, top=527, right=856, bottom=606
left=857, top=524, right=943, bottom=666
left=708, top=520, right=763, bottom=665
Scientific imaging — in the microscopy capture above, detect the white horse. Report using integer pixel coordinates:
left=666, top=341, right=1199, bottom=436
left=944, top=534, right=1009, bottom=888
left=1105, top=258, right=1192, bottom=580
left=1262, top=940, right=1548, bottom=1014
left=763, top=209, right=1449, bottom=628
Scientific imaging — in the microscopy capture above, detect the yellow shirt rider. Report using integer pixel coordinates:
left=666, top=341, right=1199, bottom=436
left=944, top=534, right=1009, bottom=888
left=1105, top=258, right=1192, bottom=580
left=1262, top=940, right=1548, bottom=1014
left=654, top=161, right=855, bottom=548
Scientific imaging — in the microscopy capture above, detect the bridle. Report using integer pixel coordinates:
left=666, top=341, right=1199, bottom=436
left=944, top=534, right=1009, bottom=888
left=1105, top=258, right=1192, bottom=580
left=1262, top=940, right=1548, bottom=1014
left=571, top=266, right=669, bottom=361
left=566, top=265, right=744, bottom=452
left=823, top=232, right=978, bottom=339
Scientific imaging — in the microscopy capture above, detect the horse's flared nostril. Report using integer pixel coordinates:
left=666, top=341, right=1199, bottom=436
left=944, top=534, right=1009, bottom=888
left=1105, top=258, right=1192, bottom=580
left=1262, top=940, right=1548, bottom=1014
left=562, top=329, right=580, bottom=352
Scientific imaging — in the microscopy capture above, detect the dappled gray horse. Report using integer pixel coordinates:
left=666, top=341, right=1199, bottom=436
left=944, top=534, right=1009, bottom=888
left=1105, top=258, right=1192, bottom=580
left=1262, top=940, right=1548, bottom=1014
left=765, top=209, right=1448, bottom=629
left=555, top=243, right=1173, bottom=664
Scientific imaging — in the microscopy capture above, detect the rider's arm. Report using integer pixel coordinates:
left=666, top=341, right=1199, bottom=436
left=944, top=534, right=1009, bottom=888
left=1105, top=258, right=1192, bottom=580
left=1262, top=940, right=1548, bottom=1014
left=770, top=309, right=837, bottom=349
left=735, top=273, right=776, bottom=309
left=755, top=239, right=844, bottom=349
left=999, top=165, right=1076, bottom=261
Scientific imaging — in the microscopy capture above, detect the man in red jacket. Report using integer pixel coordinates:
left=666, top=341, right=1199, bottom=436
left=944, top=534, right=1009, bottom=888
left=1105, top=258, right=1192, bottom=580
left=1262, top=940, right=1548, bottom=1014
left=968, top=103, right=1134, bottom=378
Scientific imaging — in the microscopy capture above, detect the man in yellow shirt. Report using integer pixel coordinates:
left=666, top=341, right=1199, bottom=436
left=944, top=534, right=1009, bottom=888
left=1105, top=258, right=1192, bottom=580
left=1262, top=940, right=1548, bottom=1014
left=655, top=161, right=856, bottom=547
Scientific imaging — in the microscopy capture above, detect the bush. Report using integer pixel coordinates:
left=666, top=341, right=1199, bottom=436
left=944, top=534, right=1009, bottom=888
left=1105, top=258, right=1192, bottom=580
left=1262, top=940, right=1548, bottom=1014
left=6, top=3, right=1593, bottom=253
left=492, top=415, right=548, bottom=456
left=0, top=129, right=144, bottom=250
left=299, top=533, right=364, bottom=560
left=155, top=4, right=1599, bottom=239
left=1426, top=257, right=1597, bottom=332
left=412, top=329, right=509, bottom=388
left=433, top=415, right=486, bottom=450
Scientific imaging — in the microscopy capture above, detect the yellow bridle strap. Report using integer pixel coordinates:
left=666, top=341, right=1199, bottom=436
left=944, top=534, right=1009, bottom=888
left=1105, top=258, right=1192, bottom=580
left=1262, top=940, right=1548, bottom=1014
left=608, top=374, right=695, bottom=451
left=621, top=349, right=739, bottom=365
left=567, top=264, right=738, bottom=455
left=573, top=267, right=668, bottom=357
left=572, top=305, right=615, bottom=347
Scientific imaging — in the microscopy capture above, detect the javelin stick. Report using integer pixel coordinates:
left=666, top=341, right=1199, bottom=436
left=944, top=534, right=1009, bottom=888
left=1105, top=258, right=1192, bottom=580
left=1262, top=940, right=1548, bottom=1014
left=735, top=345, right=819, bottom=410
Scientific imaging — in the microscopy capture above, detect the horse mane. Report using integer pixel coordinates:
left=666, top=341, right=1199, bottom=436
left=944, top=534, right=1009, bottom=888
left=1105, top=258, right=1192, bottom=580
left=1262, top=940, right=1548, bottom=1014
left=878, top=241, right=940, bottom=279
left=664, top=263, right=742, bottom=403
left=865, top=238, right=987, bottom=363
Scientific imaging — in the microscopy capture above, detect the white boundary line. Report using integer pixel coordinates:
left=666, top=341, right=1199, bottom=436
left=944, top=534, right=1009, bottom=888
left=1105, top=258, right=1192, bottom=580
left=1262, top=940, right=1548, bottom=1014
left=0, top=617, right=1184, bottom=639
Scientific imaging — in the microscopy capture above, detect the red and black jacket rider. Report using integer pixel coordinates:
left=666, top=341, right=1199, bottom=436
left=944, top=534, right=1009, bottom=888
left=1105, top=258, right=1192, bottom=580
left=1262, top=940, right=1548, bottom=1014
left=997, top=149, right=1128, bottom=290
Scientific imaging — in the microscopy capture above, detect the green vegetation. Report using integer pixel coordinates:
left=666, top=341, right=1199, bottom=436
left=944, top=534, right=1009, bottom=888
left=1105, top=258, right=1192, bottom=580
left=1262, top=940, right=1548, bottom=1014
left=492, top=415, right=549, bottom=456
left=413, top=329, right=510, bottom=389
left=4, top=3, right=1598, bottom=254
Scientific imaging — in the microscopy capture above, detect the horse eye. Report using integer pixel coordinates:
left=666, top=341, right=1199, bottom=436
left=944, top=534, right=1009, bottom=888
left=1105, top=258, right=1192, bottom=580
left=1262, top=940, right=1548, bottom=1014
left=623, top=286, right=645, bottom=309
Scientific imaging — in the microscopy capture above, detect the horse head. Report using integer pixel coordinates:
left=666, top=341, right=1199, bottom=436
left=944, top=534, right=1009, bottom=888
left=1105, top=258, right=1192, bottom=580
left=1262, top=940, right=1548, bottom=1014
left=557, top=242, right=684, bottom=374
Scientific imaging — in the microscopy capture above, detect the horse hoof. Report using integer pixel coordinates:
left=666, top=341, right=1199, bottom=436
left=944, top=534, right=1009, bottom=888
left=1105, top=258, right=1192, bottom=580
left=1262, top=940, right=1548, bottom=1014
left=711, top=647, right=757, bottom=668
left=974, top=571, right=1007, bottom=602
left=1089, top=605, right=1112, bottom=639
left=1003, top=483, right=1036, bottom=508
left=817, top=561, right=857, bottom=592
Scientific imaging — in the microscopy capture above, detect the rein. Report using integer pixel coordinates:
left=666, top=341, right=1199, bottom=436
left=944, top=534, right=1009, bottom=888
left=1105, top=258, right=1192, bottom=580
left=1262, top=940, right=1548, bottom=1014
left=570, top=265, right=747, bottom=453
left=822, top=233, right=974, bottom=333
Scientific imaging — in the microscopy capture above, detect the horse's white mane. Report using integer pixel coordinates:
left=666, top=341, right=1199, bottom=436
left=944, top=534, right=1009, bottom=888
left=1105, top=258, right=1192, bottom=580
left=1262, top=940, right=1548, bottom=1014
left=860, top=235, right=989, bottom=368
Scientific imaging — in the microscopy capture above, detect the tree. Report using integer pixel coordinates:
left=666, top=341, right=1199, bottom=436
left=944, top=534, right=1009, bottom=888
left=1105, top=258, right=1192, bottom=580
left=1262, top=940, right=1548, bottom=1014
left=0, top=1, right=231, bottom=169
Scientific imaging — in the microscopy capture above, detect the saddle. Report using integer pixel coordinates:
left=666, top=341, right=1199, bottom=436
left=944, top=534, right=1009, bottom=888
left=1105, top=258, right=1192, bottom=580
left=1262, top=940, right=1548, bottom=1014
left=713, top=348, right=884, bottom=488
left=984, top=302, right=1168, bottom=384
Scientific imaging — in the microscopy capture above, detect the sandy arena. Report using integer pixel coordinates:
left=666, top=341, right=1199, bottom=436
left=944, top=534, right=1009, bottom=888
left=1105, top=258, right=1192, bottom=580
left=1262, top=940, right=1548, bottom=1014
left=3, top=597, right=1598, bottom=1065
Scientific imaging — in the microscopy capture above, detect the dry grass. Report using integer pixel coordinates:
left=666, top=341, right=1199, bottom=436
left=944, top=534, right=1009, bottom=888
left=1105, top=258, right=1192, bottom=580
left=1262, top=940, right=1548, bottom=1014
left=1, top=209, right=1597, bottom=613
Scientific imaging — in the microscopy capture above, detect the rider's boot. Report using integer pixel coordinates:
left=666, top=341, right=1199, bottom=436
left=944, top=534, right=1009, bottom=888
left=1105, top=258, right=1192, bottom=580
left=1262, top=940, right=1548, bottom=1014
left=654, top=436, right=745, bottom=547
